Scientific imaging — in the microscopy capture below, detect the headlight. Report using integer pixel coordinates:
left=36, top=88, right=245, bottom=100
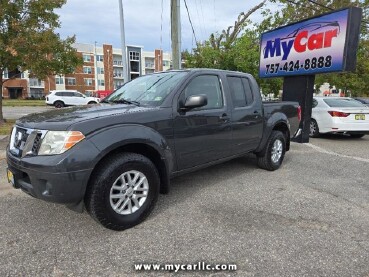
left=38, top=131, right=85, bottom=155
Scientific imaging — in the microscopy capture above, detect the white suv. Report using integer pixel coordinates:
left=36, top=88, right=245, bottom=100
left=45, top=90, right=100, bottom=108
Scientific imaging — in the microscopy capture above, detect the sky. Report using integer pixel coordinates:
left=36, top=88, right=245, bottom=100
left=56, top=0, right=278, bottom=52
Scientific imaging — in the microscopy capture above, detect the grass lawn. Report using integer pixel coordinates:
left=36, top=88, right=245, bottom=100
left=3, top=99, right=45, bottom=107
left=0, top=119, right=15, bottom=136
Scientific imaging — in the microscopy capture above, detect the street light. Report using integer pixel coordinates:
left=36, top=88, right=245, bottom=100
left=118, top=0, right=129, bottom=83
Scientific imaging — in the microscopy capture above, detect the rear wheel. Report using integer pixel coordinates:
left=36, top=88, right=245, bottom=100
left=309, top=119, right=320, bottom=138
left=54, top=101, right=64, bottom=108
left=257, top=130, right=286, bottom=171
left=85, top=153, right=159, bottom=231
left=349, top=133, right=365, bottom=138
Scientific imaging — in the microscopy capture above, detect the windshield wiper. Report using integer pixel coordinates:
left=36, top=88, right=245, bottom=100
left=112, top=99, right=140, bottom=106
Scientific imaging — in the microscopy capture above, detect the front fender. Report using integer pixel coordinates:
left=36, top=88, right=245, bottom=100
left=87, top=124, right=174, bottom=175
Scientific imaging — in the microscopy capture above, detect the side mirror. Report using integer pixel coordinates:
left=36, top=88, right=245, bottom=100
left=181, top=94, right=207, bottom=111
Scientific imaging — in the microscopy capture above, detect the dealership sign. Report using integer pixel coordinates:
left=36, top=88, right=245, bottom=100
left=259, top=8, right=362, bottom=78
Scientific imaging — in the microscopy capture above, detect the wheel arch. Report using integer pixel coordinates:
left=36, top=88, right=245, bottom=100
left=272, top=122, right=290, bottom=151
left=85, top=125, right=172, bottom=196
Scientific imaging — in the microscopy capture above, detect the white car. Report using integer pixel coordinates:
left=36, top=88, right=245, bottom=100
left=45, top=90, right=100, bottom=108
left=310, top=97, right=369, bottom=138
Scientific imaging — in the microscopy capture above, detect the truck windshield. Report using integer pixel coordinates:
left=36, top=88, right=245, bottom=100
left=103, top=72, right=188, bottom=107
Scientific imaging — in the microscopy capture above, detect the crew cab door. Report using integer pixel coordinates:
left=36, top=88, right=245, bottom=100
left=173, top=74, right=232, bottom=170
left=227, top=76, right=264, bottom=153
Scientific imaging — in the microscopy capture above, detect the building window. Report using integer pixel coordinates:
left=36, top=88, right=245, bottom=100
left=113, top=60, right=123, bottom=66
left=98, top=79, right=105, bottom=86
left=83, top=54, right=92, bottom=62
left=113, top=71, right=123, bottom=78
left=29, top=78, right=44, bottom=87
left=3, top=69, right=8, bottom=79
left=84, top=78, right=93, bottom=86
left=129, top=51, right=140, bottom=61
left=55, top=76, right=64, bottom=85
left=96, top=55, right=104, bottom=62
left=66, top=78, right=76, bottom=86
left=83, top=66, right=92, bottom=74
left=114, top=81, right=124, bottom=89
left=97, top=67, right=104, bottom=74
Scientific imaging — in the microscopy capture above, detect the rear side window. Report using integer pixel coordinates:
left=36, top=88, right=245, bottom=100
left=55, top=92, right=63, bottom=96
left=323, top=98, right=366, bottom=107
left=63, top=92, right=75, bottom=97
left=228, top=77, right=247, bottom=108
left=227, top=76, right=254, bottom=108
left=242, top=78, right=254, bottom=105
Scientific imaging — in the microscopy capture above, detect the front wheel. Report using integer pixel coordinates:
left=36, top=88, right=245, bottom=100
left=257, top=131, right=286, bottom=171
left=88, top=101, right=97, bottom=105
left=85, top=153, right=160, bottom=231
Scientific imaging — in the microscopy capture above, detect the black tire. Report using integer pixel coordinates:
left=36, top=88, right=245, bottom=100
left=349, top=133, right=365, bottom=138
left=88, top=101, right=97, bottom=105
left=85, top=153, right=160, bottom=231
left=54, top=101, right=64, bottom=108
left=257, top=130, right=286, bottom=171
left=309, top=119, right=320, bottom=138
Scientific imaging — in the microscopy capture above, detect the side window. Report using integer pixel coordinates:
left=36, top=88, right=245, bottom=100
left=183, top=75, right=223, bottom=110
left=64, top=92, right=74, bottom=97
left=74, top=92, right=83, bottom=97
left=242, top=78, right=254, bottom=105
left=312, top=99, right=318, bottom=108
left=228, top=77, right=247, bottom=108
left=55, top=92, right=63, bottom=96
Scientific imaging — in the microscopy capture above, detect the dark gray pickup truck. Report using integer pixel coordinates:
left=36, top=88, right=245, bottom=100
left=7, top=69, right=300, bottom=230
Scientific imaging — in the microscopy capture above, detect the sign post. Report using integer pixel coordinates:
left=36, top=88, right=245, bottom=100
left=259, top=7, right=362, bottom=142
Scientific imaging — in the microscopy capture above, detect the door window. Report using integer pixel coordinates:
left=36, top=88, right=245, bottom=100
left=183, top=75, right=223, bottom=110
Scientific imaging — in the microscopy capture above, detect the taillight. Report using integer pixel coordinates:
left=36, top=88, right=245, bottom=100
left=328, top=111, right=350, bottom=117
left=297, top=106, right=301, bottom=121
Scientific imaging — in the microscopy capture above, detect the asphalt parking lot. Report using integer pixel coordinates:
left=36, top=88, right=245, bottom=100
left=0, top=135, right=368, bottom=276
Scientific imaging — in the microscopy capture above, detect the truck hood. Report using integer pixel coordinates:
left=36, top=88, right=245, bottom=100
left=16, top=104, right=158, bottom=130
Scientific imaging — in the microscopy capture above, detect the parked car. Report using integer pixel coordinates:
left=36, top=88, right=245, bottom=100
left=310, top=97, right=369, bottom=138
left=45, top=90, right=100, bottom=108
left=7, top=69, right=300, bottom=231
left=354, top=97, right=369, bottom=107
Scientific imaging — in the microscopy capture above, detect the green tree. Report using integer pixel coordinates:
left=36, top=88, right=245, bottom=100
left=0, top=0, right=83, bottom=121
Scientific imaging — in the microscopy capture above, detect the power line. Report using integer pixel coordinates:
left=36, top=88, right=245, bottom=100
left=183, top=0, right=198, bottom=44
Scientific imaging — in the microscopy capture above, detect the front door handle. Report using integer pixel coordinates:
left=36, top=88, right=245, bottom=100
left=219, top=113, right=230, bottom=122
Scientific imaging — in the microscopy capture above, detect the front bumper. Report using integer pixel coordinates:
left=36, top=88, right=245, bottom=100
left=6, top=140, right=99, bottom=204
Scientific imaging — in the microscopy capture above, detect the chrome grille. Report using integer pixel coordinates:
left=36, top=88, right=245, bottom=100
left=10, top=126, right=47, bottom=157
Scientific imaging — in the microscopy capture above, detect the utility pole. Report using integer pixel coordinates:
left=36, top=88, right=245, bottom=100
left=119, top=0, right=129, bottom=83
left=171, top=0, right=181, bottom=69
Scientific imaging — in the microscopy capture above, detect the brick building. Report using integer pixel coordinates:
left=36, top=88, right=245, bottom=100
left=1, top=43, right=172, bottom=98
